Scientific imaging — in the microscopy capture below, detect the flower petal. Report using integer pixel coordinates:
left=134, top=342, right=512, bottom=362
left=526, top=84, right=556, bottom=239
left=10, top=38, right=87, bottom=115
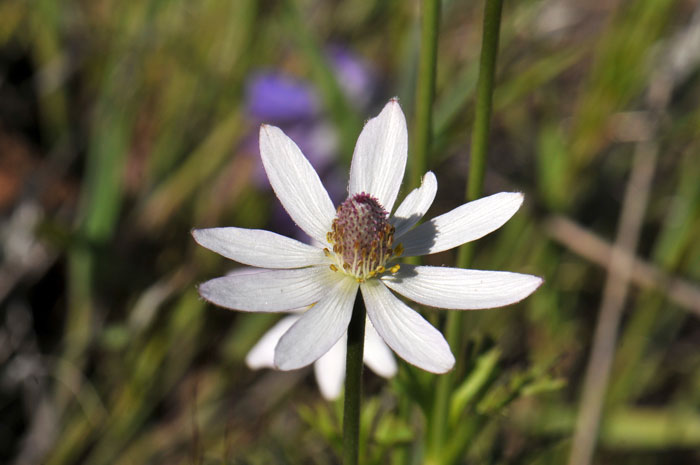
left=361, top=280, right=454, bottom=373
left=314, top=335, right=347, bottom=400
left=399, top=192, right=524, bottom=257
left=348, top=99, right=408, bottom=212
left=363, top=320, right=397, bottom=378
left=259, top=125, right=336, bottom=243
left=391, top=171, right=437, bottom=238
left=198, top=266, right=336, bottom=312
left=274, top=278, right=359, bottom=370
left=245, top=315, right=299, bottom=369
left=382, top=265, right=543, bottom=310
left=193, top=227, right=326, bottom=268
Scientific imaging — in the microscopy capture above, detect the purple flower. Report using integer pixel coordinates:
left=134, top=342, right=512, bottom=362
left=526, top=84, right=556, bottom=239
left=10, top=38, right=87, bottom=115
left=246, top=72, right=320, bottom=122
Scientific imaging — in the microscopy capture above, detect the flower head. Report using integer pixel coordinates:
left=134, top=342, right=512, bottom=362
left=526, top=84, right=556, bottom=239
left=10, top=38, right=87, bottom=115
left=326, top=192, right=400, bottom=280
left=194, top=99, right=542, bottom=374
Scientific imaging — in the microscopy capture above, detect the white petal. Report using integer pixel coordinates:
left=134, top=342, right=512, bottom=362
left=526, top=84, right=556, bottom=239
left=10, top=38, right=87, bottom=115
left=399, top=192, right=523, bottom=257
left=382, top=265, right=543, bottom=310
left=314, top=335, right=347, bottom=400
left=391, top=171, right=438, bottom=238
left=225, top=267, right=266, bottom=277
left=348, top=99, right=408, bottom=212
left=245, top=316, right=299, bottom=369
left=224, top=268, right=321, bottom=304
left=274, top=278, right=359, bottom=370
left=363, top=320, right=397, bottom=378
left=361, top=280, right=454, bottom=373
left=198, top=266, right=336, bottom=312
left=193, top=227, right=326, bottom=268
left=260, top=125, right=336, bottom=243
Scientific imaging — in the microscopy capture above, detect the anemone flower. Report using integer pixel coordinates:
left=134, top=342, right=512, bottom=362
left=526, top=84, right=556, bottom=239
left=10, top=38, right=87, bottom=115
left=193, top=99, right=542, bottom=374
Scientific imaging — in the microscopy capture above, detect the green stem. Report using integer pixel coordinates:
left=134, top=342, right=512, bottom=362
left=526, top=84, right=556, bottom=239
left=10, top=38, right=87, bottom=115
left=429, top=1, right=504, bottom=462
left=407, top=4, right=441, bottom=459
left=465, top=0, right=503, bottom=203
left=410, top=0, right=441, bottom=189
left=343, top=295, right=367, bottom=465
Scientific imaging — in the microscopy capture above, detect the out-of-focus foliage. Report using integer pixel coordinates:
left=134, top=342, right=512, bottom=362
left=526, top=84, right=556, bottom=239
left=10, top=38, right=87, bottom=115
left=1, top=0, right=699, bottom=464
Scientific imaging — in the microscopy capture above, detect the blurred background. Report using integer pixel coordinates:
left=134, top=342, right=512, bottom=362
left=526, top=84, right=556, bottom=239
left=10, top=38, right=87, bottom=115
left=1, top=0, right=700, bottom=463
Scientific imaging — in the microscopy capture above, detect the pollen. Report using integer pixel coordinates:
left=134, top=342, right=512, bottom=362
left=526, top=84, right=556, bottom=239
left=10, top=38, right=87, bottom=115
left=326, top=192, right=402, bottom=280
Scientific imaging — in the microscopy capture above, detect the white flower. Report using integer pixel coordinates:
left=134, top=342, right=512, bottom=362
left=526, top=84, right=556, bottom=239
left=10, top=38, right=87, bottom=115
left=193, top=99, right=542, bottom=374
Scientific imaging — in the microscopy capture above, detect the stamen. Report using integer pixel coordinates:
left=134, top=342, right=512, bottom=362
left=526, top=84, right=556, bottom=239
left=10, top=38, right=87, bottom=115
left=325, top=193, right=402, bottom=281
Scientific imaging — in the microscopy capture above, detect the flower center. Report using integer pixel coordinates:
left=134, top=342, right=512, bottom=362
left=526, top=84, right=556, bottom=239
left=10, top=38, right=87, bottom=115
left=325, top=193, right=403, bottom=281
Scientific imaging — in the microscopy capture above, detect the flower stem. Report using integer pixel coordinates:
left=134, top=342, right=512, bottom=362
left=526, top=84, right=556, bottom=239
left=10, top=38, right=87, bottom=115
left=465, top=0, right=503, bottom=204
left=410, top=0, right=441, bottom=189
left=429, top=0, right=503, bottom=462
left=343, top=295, right=366, bottom=465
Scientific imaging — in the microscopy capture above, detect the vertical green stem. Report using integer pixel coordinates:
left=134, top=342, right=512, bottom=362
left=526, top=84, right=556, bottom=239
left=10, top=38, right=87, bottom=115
left=410, top=4, right=441, bottom=459
left=428, top=1, right=504, bottom=462
left=343, top=296, right=367, bottom=465
left=410, top=0, right=441, bottom=189
left=465, top=0, right=503, bottom=204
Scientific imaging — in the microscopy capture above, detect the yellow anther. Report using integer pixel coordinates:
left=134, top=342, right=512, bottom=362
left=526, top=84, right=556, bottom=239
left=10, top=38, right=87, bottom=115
left=390, top=264, right=401, bottom=273
left=330, top=264, right=338, bottom=272
left=323, top=248, right=331, bottom=257
left=394, top=244, right=404, bottom=257
left=376, top=266, right=386, bottom=273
